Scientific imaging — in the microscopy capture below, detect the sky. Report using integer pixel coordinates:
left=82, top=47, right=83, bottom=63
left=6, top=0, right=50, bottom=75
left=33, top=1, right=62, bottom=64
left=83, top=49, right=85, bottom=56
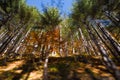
left=26, top=0, right=74, bottom=16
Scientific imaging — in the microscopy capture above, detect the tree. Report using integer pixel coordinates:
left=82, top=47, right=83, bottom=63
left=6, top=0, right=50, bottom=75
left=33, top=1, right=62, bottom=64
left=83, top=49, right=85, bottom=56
left=0, top=0, right=40, bottom=63
left=40, top=7, right=62, bottom=31
left=39, top=7, right=62, bottom=80
left=70, top=0, right=120, bottom=79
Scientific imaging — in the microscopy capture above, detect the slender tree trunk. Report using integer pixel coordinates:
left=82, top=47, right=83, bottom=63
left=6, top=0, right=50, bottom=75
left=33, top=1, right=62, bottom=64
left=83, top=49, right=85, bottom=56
left=65, top=42, right=68, bottom=57
left=83, top=22, right=120, bottom=79
left=12, top=27, right=32, bottom=53
left=91, top=22, right=120, bottom=62
left=59, top=25, right=63, bottom=57
left=89, top=39, right=98, bottom=56
left=78, top=28, right=90, bottom=55
left=43, top=54, right=49, bottom=80
left=104, top=11, right=120, bottom=26
left=43, top=45, right=50, bottom=80
left=97, top=22, right=120, bottom=54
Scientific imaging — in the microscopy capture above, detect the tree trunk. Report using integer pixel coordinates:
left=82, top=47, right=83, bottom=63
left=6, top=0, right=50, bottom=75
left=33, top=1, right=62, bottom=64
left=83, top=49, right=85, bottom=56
left=78, top=28, right=90, bottom=55
left=91, top=22, right=120, bottom=62
left=83, top=22, right=120, bottom=79
left=97, top=22, right=120, bottom=54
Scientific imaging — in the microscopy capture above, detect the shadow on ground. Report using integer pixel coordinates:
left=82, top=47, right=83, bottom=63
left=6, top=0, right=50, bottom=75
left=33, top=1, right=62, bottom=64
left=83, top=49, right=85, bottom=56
left=0, top=55, right=117, bottom=80
left=48, top=56, right=115, bottom=80
left=0, top=58, right=43, bottom=80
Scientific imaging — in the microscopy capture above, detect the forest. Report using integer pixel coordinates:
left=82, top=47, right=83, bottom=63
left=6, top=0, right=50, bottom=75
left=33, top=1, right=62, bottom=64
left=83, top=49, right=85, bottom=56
left=0, top=0, right=120, bottom=80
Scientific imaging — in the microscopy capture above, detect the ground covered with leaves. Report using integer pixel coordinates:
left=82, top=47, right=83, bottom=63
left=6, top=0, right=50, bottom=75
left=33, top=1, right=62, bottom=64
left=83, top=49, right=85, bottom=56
left=0, top=56, right=118, bottom=80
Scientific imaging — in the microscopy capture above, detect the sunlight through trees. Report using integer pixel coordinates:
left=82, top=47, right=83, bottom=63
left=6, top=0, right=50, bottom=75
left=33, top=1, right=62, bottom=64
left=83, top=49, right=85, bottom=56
left=0, top=0, right=120, bottom=80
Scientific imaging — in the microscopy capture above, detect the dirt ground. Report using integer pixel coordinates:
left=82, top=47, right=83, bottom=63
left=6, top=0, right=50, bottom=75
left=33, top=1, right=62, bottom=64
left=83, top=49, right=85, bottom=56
left=0, top=56, right=118, bottom=80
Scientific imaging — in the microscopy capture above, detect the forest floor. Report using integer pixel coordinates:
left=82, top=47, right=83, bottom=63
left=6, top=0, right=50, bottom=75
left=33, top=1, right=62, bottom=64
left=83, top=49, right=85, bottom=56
left=0, top=56, right=118, bottom=80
